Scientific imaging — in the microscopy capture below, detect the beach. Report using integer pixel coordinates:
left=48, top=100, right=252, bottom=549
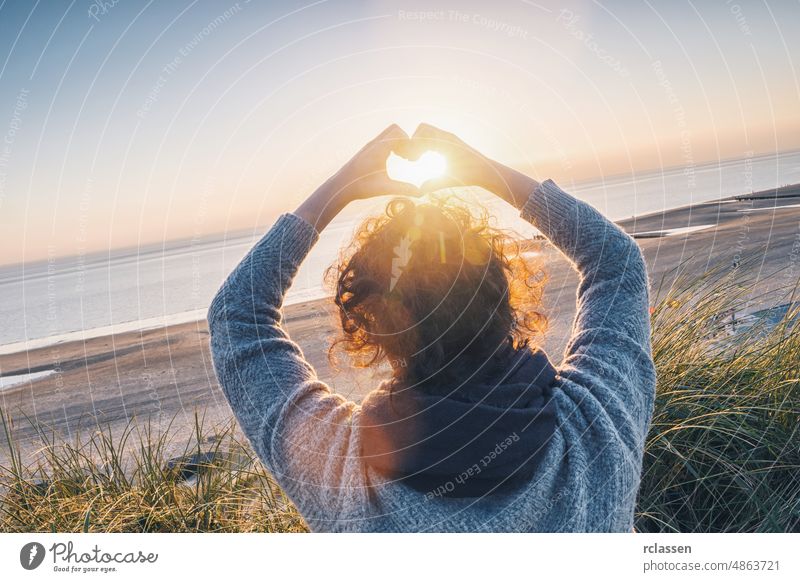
left=1, top=184, right=799, bottom=466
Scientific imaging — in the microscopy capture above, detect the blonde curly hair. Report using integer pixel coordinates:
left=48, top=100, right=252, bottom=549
left=326, top=196, right=548, bottom=391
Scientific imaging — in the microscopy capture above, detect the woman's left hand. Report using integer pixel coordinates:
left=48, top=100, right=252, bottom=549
left=397, top=123, right=539, bottom=209
left=294, top=125, right=419, bottom=231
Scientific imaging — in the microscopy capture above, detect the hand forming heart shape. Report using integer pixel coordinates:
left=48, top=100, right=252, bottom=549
left=385, top=150, right=447, bottom=189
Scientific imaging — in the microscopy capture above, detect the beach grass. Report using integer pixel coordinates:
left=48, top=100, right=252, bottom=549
left=636, top=265, right=800, bottom=532
left=1, top=268, right=799, bottom=532
left=0, top=412, right=307, bottom=532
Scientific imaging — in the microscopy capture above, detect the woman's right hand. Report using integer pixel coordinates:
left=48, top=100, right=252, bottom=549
left=294, top=124, right=418, bottom=232
left=400, top=123, right=540, bottom=209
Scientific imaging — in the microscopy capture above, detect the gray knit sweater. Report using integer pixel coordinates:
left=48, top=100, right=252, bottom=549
left=207, top=179, right=656, bottom=532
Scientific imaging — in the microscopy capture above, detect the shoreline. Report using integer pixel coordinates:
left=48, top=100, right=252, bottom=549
left=3, top=182, right=798, bottom=361
left=2, top=183, right=800, bottom=464
left=3, top=149, right=796, bottom=274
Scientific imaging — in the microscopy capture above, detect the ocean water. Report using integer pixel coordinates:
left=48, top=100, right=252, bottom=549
left=1, top=150, right=798, bottom=355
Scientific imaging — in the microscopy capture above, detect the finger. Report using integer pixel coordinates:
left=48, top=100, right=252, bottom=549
left=380, top=123, right=443, bottom=160
left=419, top=175, right=459, bottom=194
left=378, top=123, right=405, bottom=138
left=396, top=133, right=441, bottom=160
left=354, top=124, right=405, bottom=157
left=374, top=123, right=408, bottom=145
left=372, top=124, right=411, bottom=154
left=391, top=138, right=421, bottom=160
left=379, top=176, right=420, bottom=197
left=413, top=122, right=454, bottom=142
left=405, top=123, right=462, bottom=159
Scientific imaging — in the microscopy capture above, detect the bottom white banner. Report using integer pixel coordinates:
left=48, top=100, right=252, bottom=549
left=1, top=533, right=796, bottom=581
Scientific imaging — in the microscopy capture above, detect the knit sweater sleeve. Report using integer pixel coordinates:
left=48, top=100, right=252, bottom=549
left=206, top=214, right=365, bottom=527
left=520, top=180, right=656, bottom=453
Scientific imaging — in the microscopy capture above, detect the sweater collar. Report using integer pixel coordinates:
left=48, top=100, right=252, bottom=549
left=359, top=346, right=558, bottom=498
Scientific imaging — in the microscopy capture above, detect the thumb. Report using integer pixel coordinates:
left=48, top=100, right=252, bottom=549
left=378, top=171, right=421, bottom=197
left=420, top=175, right=458, bottom=194
left=375, top=124, right=410, bottom=151
left=392, top=180, right=422, bottom=197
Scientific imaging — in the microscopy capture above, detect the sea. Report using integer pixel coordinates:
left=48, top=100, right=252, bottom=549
left=1, top=150, right=798, bottom=357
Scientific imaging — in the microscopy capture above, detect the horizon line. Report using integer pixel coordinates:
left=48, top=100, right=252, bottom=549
left=3, top=147, right=798, bottom=271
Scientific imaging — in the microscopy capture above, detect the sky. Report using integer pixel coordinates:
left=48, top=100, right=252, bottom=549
left=0, top=0, right=798, bottom=266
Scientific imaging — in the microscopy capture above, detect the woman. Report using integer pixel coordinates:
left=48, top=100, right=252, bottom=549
left=208, top=123, right=656, bottom=532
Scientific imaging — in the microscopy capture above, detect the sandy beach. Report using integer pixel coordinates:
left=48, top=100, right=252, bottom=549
left=2, top=184, right=799, bottom=466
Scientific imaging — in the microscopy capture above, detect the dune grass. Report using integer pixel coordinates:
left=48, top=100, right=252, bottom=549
left=0, top=413, right=307, bottom=532
left=1, top=269, right=798, bottom=532
left=636, top=266, right=800, bottom=532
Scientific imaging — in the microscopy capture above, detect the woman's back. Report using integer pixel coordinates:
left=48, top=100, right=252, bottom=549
left=207, top=125, right=656, bottom=532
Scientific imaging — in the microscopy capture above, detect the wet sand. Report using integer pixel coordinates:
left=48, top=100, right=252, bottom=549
left=2, top=184, right=799, bottom=465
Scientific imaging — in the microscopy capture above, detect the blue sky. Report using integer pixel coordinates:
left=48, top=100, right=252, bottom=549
left=0, top=0, right=798, bottom=265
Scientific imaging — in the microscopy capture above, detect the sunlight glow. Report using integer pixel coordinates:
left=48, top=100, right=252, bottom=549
left=386, top=151, right=447, bottom=189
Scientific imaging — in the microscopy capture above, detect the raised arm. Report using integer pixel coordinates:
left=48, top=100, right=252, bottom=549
left=521, top=179, right=655, bottom=454
left=403, top=124, right=656, bottom=450
left=207, top=125, right=418, bottom=525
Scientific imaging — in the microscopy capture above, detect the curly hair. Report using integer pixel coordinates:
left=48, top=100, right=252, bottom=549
left=325, top=196, right=548, bottom=392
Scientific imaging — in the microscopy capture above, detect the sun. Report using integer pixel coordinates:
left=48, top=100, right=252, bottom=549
left=386, top=151, right=447, bottom=189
